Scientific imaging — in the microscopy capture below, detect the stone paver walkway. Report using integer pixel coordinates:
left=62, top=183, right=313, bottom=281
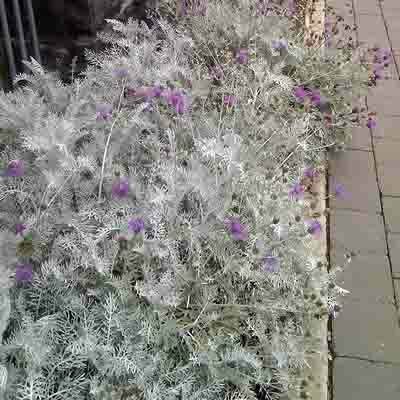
left=327, top=0, right=400, bottom=398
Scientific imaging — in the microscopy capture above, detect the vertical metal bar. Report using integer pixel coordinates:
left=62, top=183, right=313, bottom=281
left=23, top=0, right=41, bottom=65
left=0, top=0, right=17, bottom=81
left=12, top=0, right=29, bottom=72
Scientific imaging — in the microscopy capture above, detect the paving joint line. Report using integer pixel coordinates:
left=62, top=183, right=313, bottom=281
left=379, top=0, right=400, bottom=78
left=335, top=354, right=400, bottom=366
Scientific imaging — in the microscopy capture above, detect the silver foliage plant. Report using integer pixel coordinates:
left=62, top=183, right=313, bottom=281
left=0, top=1, right=372, bottom=399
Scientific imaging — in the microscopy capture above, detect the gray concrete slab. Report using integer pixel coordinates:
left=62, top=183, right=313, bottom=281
left=330, top=209, right=386, bottom=255
left=371, top=115, right=400, bottom=141
left=382, top=197, right=400, bottom=233
left=374, top=138, right=400, bottom=166
left=376, top=165, right=400, bottom=196
left=331, top=253, right=400, bottom=362
left=346, top=125, right=372, bottom=151
left=333, top=357, right=400, bottom=400
left=329, top=150, right=380, bottom=212
left=389, top=234, right=400, bottom=276
left=357, top=14, right=391, bottom=49
left=354, top=0, right=382, bottom=15
left=367, top=80, right=400, bottom=116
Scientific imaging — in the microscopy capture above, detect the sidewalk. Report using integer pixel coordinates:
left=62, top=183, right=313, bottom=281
left=327, top=0, right=400, bottom=398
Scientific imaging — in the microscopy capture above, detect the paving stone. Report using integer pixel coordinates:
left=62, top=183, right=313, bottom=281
left=356, top=14, right=390, bottom=49
left=354, top=0, right=382, bottom=15
left=330, top=209, right=386, bottom=255
left=367, top=79, right=400, bottom=115
left=395, top=279, right=400, bottom=299
left=371, top=115, right=400, bottom=140
left=333, top=358, right=400, bottom=400
left=382, top=197, right=400, bottom=233
left=374, top=138, right=400, bottom=166
left=331, top=252, right=400, bottom=362
left=383, top=4, right=400, bottom=15
left=386, top=16, right=400, bottom=49
left=346, top=125, right=372, bottom=151
left=389, top=234, right=400, bottom=276
left=377, top=164, right=400, bottom=196
left=329, top=150, right=380, bottom=212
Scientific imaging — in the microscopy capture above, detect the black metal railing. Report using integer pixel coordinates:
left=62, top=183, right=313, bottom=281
left=0, top=0, right=41, bottom=92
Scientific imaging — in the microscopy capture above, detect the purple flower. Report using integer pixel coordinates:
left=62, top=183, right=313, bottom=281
left=308, top=89, right=321, bottom=106
left=224, top=217, right=248, bottom=241
left=15, top=223, right=26, bottom=235
left=307, top=219, right=322, bottom=236
left=150, top=84, right=162, bottom=97
left=112, top=177, right=129, bottom=198
left=304, top=166, right=317, bottom=178
left=256, top=0, right=273, bottom=16
left=223, top=95, right=236, bottom=106
left=15, top=263, right=33, bottom=283
left=286, top=0, right=295, bottom=16
left=375, top=48, right=391, bottom=63
left=271, top=38, right=288, bottom=50
left=96, top=104, right=113, bottom=121
left=113, top=67, right=129, bottom=78
left=162, top=88, right=188, bottom=114
left=4, top=160, right=24, bottom=177
left=294, top=86, right=308, bottom=102
left=235, top=48, right=249, bottom=64
left=210, top=65, right=224, bottom=80
left=289, top=182, right=304, bottom=200
left=367, top=117, right=376, bottom=129
left=262, top=254, right=280, bottom=273
left=332, top=180, right=348, bottom=199
left=128, top=218, right=145, bottom=234
left=178, top=0, right=188, bottom=16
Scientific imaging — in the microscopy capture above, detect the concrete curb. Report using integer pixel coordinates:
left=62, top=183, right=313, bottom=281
left=292, top=1, right=329, bottom=400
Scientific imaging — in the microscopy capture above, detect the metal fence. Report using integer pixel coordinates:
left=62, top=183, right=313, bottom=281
left=0, top=0, right=41, bottom=92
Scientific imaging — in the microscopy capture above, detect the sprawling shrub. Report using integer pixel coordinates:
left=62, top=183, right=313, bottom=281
left=0, top=1, right=390, bottom=399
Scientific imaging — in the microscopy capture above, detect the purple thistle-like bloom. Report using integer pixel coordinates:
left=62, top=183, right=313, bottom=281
left=15, top=223, right=26, bottom=235
left=304, top=166, right=317, bottom=178
left=367, top=117, right=376, bottom=129
left=235, top=48, right=249, bottom=64
left=272, top=38, right=288, bottom=50
left=113, top=67, right=129, bottom=78
left=332, top=180, right=348, bottom=199
left=4, top=160, right=24, bottom=177
left=96, top=103, right=113, bottom=121
left=223, top=95, right=236, bottom=106
left=294, top=86, right=308, bottom=101
left=262, top=254, right=280, bottom=273
left=289, top=182, right=304, bottom=200
left=375, top=48, right=391, bottom=63
left=210, top=65, right=224, bottom=80
left=15, top=263, right=33, bottom=283
left=128, top=218, right=145, bottom=234
left=112, top=177, right=129, bottom=198
left=224, top=218, right=248, bottom=241
left=256, top=0, right=273, bottom=16
left=162, top=88, right=188, bottom=114
left=308, top=219, right=322, bottom=235
left=309, top=89, right=321, bottom=106
left=178, top=0, right=188, bottom=16
left=286, top=0, right=295, bottom=16
left=150, top=84, right=162, bottom=97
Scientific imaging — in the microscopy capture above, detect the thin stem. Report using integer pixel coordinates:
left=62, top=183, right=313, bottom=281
left=97, top=84, right=126, bottom=203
